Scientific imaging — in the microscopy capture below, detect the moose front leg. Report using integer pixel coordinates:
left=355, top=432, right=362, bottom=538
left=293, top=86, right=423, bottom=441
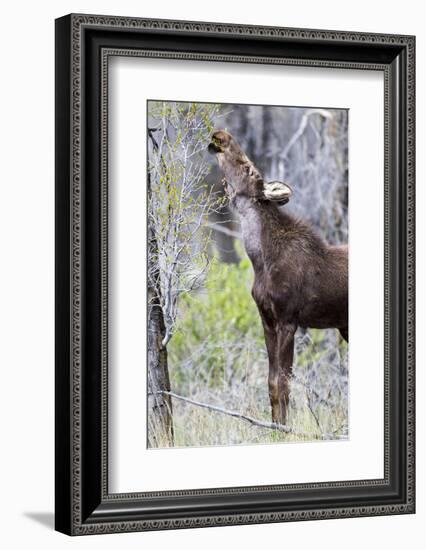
left=264, top=327, right=280, bottom=424
left=275, top=323, right=296, bottom=424
left=261, top=318, right=295, bottom=425
left=258, top=305, right=296, bottom=424
left=259, top=315, right=280, bottom=424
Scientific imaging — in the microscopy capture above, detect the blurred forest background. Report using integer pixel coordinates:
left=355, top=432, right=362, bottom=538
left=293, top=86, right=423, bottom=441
left=147, top=100, right=349, bottom=449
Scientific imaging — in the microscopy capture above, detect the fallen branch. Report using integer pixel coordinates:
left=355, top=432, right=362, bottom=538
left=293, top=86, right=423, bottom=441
left=149, top=390, right=343, bottom=440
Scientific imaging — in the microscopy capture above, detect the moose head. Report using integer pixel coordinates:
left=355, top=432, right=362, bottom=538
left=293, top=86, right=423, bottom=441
left=208, top=129, right=292, bottom=206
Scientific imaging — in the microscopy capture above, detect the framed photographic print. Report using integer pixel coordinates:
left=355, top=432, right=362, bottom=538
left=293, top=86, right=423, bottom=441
left=55, top=14, right=415, bottom=535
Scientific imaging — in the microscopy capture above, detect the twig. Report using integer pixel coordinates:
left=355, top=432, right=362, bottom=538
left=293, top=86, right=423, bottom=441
left=306, top=390, right=323, bottom=432
left=149, top=390, right=342, bottom=440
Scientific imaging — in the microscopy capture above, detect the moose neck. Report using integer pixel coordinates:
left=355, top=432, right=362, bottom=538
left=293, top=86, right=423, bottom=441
left=233, top=195, right=287, bottom=270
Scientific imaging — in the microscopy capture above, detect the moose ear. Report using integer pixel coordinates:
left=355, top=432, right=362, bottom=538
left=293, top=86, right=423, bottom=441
left=262, top=181, right=293, bottom=205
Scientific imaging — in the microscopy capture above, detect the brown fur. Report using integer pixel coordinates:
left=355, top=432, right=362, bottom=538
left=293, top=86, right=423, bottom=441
left=209, top=130, right=348, bottom=424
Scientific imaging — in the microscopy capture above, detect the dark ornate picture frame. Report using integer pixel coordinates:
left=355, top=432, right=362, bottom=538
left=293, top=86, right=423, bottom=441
left=55, top=13, right=415, bottom=535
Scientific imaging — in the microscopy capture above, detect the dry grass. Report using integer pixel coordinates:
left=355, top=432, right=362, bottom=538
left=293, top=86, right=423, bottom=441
left=149, top=325, right=348, bottom=449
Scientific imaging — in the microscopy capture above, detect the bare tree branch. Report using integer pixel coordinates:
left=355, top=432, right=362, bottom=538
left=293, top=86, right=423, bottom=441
left=280, top=108, right=333, bottom=160
left=204, top=222, right=241, bottom=239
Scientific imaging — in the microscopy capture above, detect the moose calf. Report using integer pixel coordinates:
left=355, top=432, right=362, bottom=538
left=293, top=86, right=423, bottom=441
left=208, top=130, right=348, bottom=425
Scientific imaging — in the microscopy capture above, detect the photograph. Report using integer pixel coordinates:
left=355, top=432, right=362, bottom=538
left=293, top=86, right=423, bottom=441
left=146, top=100, right=349, bottom=449
left=53, top=12, right=415, bottom=536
